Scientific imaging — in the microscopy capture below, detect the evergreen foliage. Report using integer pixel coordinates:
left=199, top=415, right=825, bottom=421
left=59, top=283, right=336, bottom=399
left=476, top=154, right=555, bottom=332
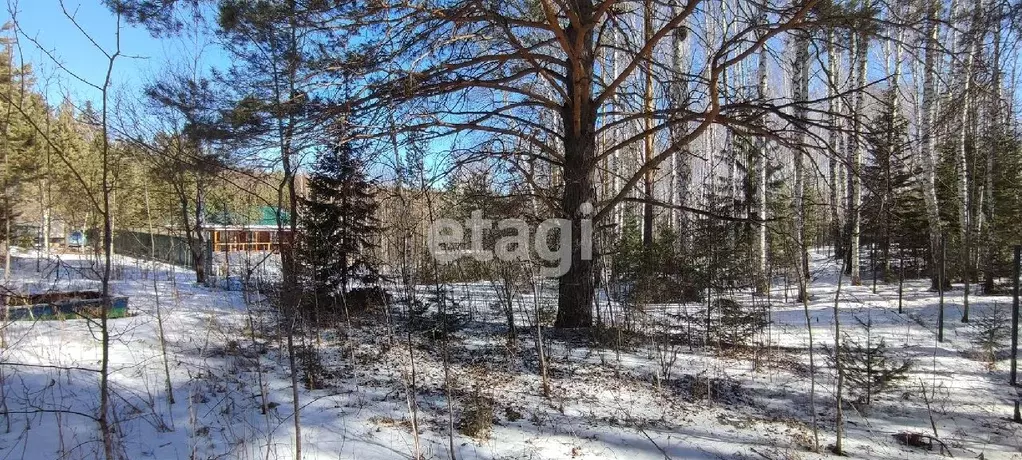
left=299, top=132, right=380, bottom=310
left=825, top=315, right=913, bottom=405
left=862, top=90, right=928, bottom=279
left=969, top=304, right=1010, bottom=368
left=983, top=128, right=1022, bottom=287
left=613, top=217, right=701, bottom=304
left=705, top=298, right=769, bottom=347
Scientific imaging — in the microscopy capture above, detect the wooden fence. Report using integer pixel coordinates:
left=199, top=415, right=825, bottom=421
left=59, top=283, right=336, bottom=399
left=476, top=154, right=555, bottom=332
left=113, top=230, right=213, bottom=275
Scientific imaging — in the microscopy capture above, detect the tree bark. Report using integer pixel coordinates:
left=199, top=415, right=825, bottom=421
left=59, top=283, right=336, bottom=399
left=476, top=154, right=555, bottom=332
left=754, top=6, right=770, bottom=295
left=983, top=1, right=1002, bottom=294
left=556, top=111, right=597, bottom=328
left=555, top=6, right=597, bottom=328
left=957, top=4, right=980, bottom=320
left=827, top=30, right=840, bottom=261
left=556, top=141, right=597, bottom=327
left=98, top=15, right=122, bottom=459
left=920, top=0, right=944, bottom=289
left=642, top=0, right=655, bottom=248
left=791, top=29, right=809, bottom=300
left=192, top=178, right=207, bottom=284
left=850, top=17, right=868, bottom=286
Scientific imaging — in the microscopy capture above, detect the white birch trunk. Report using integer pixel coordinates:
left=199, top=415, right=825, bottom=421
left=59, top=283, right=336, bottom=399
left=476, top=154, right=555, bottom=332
left=920, top=0, right=944, bottom=285
left=669, top=0, right=691, bottom=237
left=754, top=6, right=770, bottom=294
left=843, top=30, right=857, bottom=271
left=983, top=1, right=1001, bottom=292
left=791, top=30, right=810, bottom=300
left=827, top=29, right=842, bottom=260
left=611, top=27, right=623, bottom=231
left=955, top=5, right=980, bottom=317
left=850, top=12, right=869, bottom=285
left=703, top=1, right=718, bottom=208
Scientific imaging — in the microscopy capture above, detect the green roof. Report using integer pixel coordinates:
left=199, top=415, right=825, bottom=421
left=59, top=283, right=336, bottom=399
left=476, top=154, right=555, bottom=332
left=207, top=206, right=290, bottom=226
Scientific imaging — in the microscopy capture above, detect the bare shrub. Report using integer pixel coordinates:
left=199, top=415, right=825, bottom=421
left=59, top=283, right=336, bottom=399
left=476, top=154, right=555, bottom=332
left=457, top=390, right=495, bottom=439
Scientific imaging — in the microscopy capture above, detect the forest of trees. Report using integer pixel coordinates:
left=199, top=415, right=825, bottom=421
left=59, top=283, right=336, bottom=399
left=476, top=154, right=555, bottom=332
left=3, top=0, right=1022, bottom=458
left=3, top=0, right=1017, bottom=322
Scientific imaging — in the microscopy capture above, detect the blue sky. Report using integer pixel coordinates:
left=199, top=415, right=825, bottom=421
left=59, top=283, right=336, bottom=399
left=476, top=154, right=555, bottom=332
left=5, top=0, right=224, bottom=107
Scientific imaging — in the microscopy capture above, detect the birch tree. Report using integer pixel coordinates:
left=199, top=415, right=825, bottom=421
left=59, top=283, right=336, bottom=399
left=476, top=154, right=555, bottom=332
left=982, top=1, right=1003, bottom=294
left=667, top=0, right=691, bottom=235
left=790, top=26, right=810, bottom=301
left=918, top=0, right=944, bottom=289
left=826, top=25, right=842, bottom=261
left=7, top=4, right=125, bottom=456
left=955, top=1, right=982, bottom=320
left=753, top=5, right=770, bottom=295
left=641, top=0, right=655, bottom=248
left=848, top=0, right=871, bottom=286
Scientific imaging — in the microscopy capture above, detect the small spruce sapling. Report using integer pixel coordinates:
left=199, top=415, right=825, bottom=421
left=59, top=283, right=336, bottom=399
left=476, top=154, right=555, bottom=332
left=826, top=314, right=912, bottom=405
left=969, top=303, right=1010, bottom=369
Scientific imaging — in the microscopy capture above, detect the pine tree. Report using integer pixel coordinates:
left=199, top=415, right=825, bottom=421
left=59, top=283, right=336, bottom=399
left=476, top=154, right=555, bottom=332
left=299, top=134, right=380, bottom=311
left=863, top=89, right=927, bottom=280
left=690, top=133, right=759, bottom=297
left=982, top=128, right=1022, bottom=289
left=826, top=315, right=913, bottom=405
left=0, top=37, right=45, bottom=254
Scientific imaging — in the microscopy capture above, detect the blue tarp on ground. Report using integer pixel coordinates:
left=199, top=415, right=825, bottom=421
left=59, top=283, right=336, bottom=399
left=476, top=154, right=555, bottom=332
left=3, top=294, right=129, bottom=320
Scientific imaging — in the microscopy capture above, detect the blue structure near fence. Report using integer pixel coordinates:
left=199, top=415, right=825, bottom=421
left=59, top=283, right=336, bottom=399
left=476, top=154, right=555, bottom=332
left=67, top=231, right=86, bottom=248
left=2, top=292, right=129, bottom=321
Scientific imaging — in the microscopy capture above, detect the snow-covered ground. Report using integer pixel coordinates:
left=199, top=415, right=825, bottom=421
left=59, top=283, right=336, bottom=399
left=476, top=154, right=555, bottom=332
left=0, top=248, right=1019, bottom=459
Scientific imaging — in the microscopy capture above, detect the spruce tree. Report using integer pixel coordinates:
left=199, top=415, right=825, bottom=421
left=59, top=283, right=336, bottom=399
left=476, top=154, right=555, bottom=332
left=863, top=90, right=927, bottom=279
left=299, top=133, right=380, bottom=310
left=982, top=128, right=1022, bottom=290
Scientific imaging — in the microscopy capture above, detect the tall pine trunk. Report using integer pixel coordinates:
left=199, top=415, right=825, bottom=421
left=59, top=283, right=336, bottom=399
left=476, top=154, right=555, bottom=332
left=555, top=6, right=597, bottom=328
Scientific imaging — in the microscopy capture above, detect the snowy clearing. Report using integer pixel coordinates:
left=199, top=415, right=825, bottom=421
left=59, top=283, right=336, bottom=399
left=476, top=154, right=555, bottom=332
left=0, top=249, right=1019, bottom=460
